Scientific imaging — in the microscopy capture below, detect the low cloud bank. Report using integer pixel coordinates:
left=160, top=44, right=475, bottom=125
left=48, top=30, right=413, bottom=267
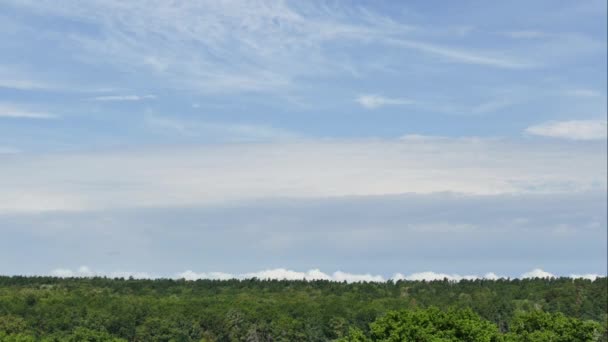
left=2, top=138, right=605, bottom=213
left=46, top=267, right=603, bottom=282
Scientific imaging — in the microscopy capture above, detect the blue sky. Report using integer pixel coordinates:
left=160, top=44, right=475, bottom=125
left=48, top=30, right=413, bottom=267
left=0, top=0, right=606, bottom=281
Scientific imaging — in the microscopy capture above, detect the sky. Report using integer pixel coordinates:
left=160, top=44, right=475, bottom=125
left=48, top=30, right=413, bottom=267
left=0, top=0, right=606, bottom=281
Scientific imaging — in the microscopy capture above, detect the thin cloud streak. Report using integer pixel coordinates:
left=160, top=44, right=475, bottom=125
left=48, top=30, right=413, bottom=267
left=525, top=120, right=607, bottom=140
left=0, top=103, right=56, bottom=119
left=356, top=94, right=414, bottom=109
left=386, top=38, right=532, bottom=69
left=91, top=94, right=156, bottom=101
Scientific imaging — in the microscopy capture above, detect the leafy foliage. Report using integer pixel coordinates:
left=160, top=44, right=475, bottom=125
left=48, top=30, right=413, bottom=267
left=0, top=276, right=605, bottom=341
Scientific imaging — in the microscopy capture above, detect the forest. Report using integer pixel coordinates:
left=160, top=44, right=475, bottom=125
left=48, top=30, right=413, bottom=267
left=0, top=276, right=606, bottom=341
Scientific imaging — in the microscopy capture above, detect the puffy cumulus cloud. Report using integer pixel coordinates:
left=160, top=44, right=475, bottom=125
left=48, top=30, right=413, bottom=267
left=242, top=269, right=332, bottom=281
left=356, top=94, right=413, bottom=109
left=521, top=268, right=555, bottom=279
left=50, top=268, right=78, bottom=278
left=333, top=271, right=385, bottom=283
left=45, top=267, right=605, bottom=282
left=176, top=270, right=234, bottom=281
left=175, top=269, right=509, bottom=282
left=483, top=272, right=501, bottom=280
left=49, top=266, right=152, bottom=279
left=390, top=269, right=595, bottom=281
left=569, top=273, right=601, bottom=280
left=48, top=267, right=382, bottom=282
left=391, top=271, right=503, bottom=282
left=525, top=120, right=607, bottom=141
left=178, top=269, right=384, bottom=283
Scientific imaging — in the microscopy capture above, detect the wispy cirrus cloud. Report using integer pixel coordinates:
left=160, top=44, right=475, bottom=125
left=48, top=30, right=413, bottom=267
left=525, top=120, right=607, bottom=140
left=0, top=78, right=53, bottom=91
left=0, top=103, right=56, bottom=119
left=385, top=38, right=531, bottom=69
left=3, top=0, right=543, bottom=97
left=91, top=94, right=156, bottom=101
left=0, top=65, right=58, bottom=91
left=356, top=94, right=413, bottom=109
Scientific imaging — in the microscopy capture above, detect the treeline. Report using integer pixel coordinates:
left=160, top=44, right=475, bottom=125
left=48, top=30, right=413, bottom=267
left=0, top=276, right=606, bottom=341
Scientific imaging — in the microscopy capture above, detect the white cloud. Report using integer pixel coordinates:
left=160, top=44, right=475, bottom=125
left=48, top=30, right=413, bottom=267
left=177, top=269, right=385, bottom=283
left=91, top=94, right=156, bottom=101
left=386, top=38, right=531, bottom=69
left=50, top=268, right=76, bottom=277
left=50, top=266, right=384, bottom=282
left=356, top=94, right=413, bottom=109
left=0, top=66, right=58, bottom=91
left=0, top=79, right=52, bottom=91
left=399, top=134, right=447, bottom=141
left=0, top=137, right=604, bottom=213
left=0, top=103, right=56, bottom=119
left=483, top=272, right=501, bottom=280
left=177, top=270, right=235, bottom=281
left=242, top=268, right=332, bottom=281
left=49, top=267, right=600, bottom=282
left=521, top=268, right=555, bottom=279
left=108, top=271, right=155, bottom=279
left=525, top=120, right=607, bottom=140
left=569, top=273, right=601, bottom=280
left=391, top=271, right=498, bottom=282
left=332, top=271, right=385, bottom=283
left=0, top=65, right=129, bottom=93
left=4, top=0, right=538, bottom=96
left=50, top=266, right=152, bottom=279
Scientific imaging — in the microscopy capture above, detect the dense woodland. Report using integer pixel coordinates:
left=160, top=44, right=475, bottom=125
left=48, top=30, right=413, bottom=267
left=0, top=276, right=606, bottom=341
